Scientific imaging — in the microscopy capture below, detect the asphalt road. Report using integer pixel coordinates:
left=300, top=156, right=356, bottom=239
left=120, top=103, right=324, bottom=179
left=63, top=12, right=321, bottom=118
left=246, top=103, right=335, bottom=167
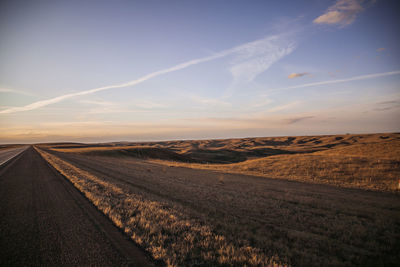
left=0, top=146, right=154, bottom=266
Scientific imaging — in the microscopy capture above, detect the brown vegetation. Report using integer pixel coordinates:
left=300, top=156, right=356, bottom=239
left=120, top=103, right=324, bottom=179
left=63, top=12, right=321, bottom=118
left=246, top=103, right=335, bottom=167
left=35, top=134, right=400, bottom=266
left=36, top=147, right=284, bottom=266
left=156, top=148, right=400, bottom=192
left=50, top=133, right=400, bottom=192
left=0, top=144, right=25, bottom=151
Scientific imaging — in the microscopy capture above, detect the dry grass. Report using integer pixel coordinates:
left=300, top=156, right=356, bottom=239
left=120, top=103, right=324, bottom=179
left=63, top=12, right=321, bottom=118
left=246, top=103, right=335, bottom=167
left=37, top=133, right=400, bottom=266
left=156, top=152, right=399, bottom=192
left=150, top=136, right=400, bottom=192
left=0, top=144, right=25, bottom=151
left=35, top=147, right=284, bottom=267
left=46, top=133, right=400, bottom=192
left=53, top=145, right=140, bottom=153
left=48, top=133, right=400, bottom=164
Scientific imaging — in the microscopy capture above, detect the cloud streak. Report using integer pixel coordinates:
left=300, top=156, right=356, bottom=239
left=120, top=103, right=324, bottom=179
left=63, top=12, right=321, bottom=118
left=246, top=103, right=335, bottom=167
left=230, top=35, right=296, bottom=83
left=268, top=70, right=400, bottom=94
left=0, top=52, right=228, bottom=114
left=0, top=88, right=35, bottom=96
left=313, top=0, right=365, bottom=26
left=1, top=34, right=293, bottom=114
left=286, top=116, right=314, bottom=124
left=268, top=101, right=300, bottom=112
left=190, top=95, right=231, bottom=107
left=374, top=99, right=400, bottom=112
left=288, top=72, right=309, bottom=79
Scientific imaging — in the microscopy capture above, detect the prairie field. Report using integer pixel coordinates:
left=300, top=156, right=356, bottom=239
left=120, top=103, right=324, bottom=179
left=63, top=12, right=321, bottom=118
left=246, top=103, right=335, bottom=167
left=51, top=133, right=400, bottom=192
left=0, top=144, right=25, bottom=151
left=37, top=133, right=400, bottom=266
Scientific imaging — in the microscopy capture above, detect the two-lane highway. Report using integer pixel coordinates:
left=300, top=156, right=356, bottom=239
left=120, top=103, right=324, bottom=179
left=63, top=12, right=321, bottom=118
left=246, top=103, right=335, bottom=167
left=0, top=146, right=153, bottom=266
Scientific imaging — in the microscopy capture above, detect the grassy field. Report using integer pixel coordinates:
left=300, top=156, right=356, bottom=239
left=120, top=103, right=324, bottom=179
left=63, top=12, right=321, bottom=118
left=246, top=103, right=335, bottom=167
left=36, top=133, right=400, bottom=266
left=153, top=141, right=400, bottom=192
left=0, top=144, right=25, bottom=151
left=36, top=148, right=285, bottom=266
left=51, top=133, right=400, bottom=192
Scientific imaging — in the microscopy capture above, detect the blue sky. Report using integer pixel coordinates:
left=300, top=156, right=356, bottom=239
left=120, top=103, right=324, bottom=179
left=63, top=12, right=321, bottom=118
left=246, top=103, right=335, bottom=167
left=0, top=0, right=399, bottom=143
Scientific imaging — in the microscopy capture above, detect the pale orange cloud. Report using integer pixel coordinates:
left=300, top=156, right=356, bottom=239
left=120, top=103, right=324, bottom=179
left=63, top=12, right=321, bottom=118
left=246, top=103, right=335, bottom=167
left=314, top=0, right=365, bottom=26
left=288, top=72, right=309, bottom=79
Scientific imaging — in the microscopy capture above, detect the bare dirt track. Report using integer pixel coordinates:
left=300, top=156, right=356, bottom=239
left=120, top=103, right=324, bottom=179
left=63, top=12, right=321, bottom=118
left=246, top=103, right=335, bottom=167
left=0, top=146, right=153, bottom=266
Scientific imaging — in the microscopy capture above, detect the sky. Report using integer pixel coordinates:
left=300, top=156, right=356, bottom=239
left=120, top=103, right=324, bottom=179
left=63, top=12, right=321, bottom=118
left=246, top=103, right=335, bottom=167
left=0, top=0, right=399, bottom=143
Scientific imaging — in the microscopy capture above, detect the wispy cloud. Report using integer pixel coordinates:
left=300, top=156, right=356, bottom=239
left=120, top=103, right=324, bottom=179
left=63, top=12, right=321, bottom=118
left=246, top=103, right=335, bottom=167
left=0, top=54, right=227, bottom=114
left=0, top=88, right=34, bottom=96
left=181, top=113, right=316, bottom=128
left=286, top=116, right=314, bottom=124
left=0, top=33, right=295, bottom=115
left=313, top=0, right=365, bottom=26
left=251, top=98, right=273, bottom=108
left=267, top=70, right=400, bottom=94
left=79, top=100, right=116, bottom=106
left=268, top=101, right=300, bottom=112
left=229, top=35, right=296, bottom=84
left=0, top=88, right=18, bottom=93
left=77, top=99, right=135, bottom=114
left=134, top=100, right=168, bottom=109
left=288, top=72, right=310, bottom=79
left=190, top=95, right=231, bottom=107
left=374, top=99, right=400, bottom=112
left=79, top=99, right=167, bottom=113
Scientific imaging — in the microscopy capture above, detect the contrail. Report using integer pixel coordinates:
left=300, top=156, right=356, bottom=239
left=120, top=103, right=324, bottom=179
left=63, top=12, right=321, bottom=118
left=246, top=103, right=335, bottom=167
left=0, top=88, right=35, bottom=96
left=267, top=70, right=400, bottom=94
left=0, top=34, right=293, bottom=114
left=1, top=35, right=287, bottom=115
left=0, top=51, right=232, bottom=114
left=0, top=34, right=291, bottom=114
